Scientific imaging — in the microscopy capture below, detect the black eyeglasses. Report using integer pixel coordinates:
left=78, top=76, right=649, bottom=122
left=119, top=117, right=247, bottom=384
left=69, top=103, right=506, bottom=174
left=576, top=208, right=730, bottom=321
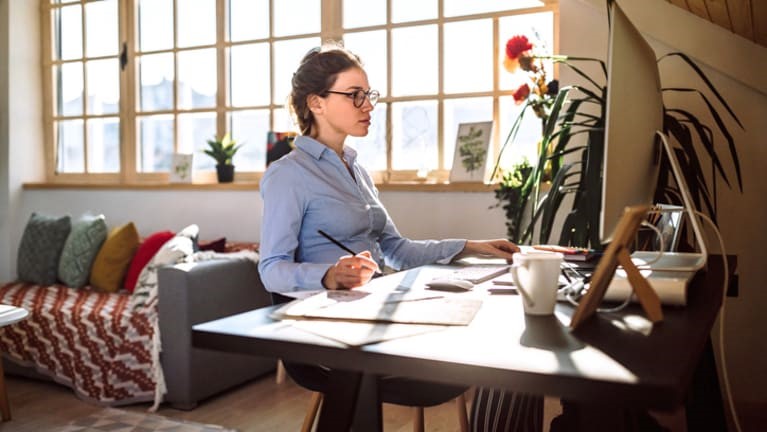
left=325, top=89, right=380, bottom=108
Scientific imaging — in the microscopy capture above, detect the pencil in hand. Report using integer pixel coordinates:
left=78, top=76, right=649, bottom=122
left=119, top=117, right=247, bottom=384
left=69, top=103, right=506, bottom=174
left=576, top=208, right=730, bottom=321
left=318, top=230, right=382, bottom=275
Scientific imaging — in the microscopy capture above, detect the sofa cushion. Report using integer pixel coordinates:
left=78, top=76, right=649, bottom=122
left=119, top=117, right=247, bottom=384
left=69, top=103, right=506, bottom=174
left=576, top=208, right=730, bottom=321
left=124, top=230, right=175, bottom=294
left=58, top=214, right=108, bottom=288
left=131, top=224, right=199, bottom=310
left=17, top=212, right=72, bottom=285
left=90, top=222, right=140, bottom=292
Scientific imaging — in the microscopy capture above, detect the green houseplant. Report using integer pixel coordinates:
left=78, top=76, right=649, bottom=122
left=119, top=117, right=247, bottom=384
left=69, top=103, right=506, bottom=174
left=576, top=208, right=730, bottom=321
left=204, top=133, right=242, bottom=183
left=493, top=3, right=743, bottom=249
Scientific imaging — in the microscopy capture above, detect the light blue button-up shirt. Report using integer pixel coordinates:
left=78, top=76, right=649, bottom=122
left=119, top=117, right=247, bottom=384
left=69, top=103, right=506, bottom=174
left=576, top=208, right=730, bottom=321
left=258, top=135, right=466, bottom=294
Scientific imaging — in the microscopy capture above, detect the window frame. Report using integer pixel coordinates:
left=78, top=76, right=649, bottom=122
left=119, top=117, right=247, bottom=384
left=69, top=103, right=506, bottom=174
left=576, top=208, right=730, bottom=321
left=40, top=0, right=559, bottom=186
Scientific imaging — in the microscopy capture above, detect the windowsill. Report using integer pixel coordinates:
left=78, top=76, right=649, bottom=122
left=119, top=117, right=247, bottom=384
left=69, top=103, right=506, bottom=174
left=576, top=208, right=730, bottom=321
left=22, top=181, right=497, bottom=193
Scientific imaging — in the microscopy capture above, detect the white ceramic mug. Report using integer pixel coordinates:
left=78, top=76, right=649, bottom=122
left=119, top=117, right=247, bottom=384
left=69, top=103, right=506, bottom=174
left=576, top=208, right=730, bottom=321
left=509, top=252, right=564, bottom=315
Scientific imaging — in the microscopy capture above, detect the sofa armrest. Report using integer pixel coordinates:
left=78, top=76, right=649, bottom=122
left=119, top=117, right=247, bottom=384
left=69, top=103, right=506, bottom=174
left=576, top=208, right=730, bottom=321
left=158, top=257, right=275, bottom=408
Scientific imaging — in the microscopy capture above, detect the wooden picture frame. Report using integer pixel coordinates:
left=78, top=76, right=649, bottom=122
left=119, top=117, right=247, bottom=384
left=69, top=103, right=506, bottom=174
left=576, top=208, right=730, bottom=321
left=570, top=205, right=663, bottom=329
left=449, top=121, right=493, bottom=183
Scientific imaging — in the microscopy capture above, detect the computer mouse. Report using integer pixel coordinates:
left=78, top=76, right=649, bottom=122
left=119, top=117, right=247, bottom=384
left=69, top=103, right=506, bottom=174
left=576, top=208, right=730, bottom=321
left=425, top=278, right=475, bottom=292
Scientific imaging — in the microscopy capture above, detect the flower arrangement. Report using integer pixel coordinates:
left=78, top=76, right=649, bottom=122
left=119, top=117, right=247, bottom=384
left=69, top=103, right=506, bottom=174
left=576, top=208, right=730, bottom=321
left=505, top=35, right=560, bottom=123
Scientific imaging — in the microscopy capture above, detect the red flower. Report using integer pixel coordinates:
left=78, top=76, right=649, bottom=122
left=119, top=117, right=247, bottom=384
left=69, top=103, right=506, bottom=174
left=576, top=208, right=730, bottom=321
left=506, top=35, right=533, bottom=60
left=513, top=84, right=531, bottom=104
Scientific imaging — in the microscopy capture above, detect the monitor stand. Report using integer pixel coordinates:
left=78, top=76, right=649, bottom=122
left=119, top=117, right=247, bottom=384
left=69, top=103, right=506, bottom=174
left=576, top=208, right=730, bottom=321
left=632, top=132, right=708, bottom=273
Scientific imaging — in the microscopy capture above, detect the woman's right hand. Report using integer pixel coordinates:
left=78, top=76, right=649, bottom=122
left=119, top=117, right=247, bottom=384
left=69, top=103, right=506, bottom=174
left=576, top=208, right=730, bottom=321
left=322, top=251, right=380, bottom=290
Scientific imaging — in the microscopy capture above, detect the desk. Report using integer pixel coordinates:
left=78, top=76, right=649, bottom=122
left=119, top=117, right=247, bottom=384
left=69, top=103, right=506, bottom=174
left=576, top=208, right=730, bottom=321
left=193, top=257, right=727, bottom=431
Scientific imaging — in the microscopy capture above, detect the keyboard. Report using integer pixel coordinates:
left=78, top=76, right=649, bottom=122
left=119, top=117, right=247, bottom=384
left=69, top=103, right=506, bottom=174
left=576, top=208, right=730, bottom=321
left=448, top=265, right=510, bottom=284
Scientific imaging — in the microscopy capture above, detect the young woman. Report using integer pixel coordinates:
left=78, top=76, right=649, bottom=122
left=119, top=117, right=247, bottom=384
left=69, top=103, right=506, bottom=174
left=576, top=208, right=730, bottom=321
left=258, top=43, right=541, bottom=432
left=259, top=44, right=519, bottom=295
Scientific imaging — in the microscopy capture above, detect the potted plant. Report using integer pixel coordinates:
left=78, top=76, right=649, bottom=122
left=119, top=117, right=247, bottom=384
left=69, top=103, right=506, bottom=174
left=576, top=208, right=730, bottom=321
left=493, top=5, right=743, bottom=249
left=203, top=133, right=242, bottom=183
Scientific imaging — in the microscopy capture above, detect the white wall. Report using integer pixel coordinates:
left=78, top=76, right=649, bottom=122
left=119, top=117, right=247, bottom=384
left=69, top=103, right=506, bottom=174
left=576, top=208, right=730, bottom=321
left=1, top=0, right=765, bottom=411
left=564, top=0, right=767, bottom=408
left=0, top=0, right=44, bottom=280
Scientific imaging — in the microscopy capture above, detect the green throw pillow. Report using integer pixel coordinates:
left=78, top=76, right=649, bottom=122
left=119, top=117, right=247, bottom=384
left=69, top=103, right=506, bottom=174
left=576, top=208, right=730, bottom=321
left=17, top=212, right=72, bottom=285
left=57, top=214, right=108, bottom=288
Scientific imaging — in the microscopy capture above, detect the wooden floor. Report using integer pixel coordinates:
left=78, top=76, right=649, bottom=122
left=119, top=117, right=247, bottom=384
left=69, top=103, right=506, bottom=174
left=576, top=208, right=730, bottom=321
left=0, top=373, right=564, bottom=432
left=0, top=372, right=699, bottom=432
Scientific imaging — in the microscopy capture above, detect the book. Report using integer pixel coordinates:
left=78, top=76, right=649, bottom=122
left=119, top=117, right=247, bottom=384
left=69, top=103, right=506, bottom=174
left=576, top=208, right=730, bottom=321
left=532, top=244, right=603, bottom=262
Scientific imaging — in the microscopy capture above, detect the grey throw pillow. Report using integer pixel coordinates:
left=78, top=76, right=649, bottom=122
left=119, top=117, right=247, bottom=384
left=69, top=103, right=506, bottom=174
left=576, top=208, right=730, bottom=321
left=58, top=214, right=108, bottom=288
left=17, top=212, right=72, bottom=285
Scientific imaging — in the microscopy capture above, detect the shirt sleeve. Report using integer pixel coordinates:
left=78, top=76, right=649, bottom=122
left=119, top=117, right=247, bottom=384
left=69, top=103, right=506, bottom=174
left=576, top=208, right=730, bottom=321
left=359, top=172, right=466, bottom=269
left=258, top=162, right=331, bottom=293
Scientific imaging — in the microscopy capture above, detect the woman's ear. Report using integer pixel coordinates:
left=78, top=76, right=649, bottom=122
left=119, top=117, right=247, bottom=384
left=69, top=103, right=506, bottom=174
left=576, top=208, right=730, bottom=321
left=307, top=94, right=323, bottom=114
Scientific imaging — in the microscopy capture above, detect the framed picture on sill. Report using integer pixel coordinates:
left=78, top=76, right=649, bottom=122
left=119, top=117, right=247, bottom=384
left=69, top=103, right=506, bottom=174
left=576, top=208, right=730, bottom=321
left=170, top=153, right=193, bottom=183
left=449, top=121, right=493, bottom=183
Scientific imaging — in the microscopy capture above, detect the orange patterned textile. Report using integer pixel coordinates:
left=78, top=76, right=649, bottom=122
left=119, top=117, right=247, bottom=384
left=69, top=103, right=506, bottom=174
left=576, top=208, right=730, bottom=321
left=0, top=282, right=155, bottom=405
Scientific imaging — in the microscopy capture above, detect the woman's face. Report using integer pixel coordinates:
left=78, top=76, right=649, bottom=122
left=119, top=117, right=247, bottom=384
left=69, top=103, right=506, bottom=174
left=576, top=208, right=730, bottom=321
left=315, top=67, right=375, bottom=139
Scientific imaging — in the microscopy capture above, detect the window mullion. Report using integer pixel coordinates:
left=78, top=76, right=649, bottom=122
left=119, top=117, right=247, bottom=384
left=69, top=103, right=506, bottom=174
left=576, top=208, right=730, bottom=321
left=216, top=0, right=226, bottom=139
left=322, top=0, right=343, bottom=40
left=121, top=0, right=137, bottom=182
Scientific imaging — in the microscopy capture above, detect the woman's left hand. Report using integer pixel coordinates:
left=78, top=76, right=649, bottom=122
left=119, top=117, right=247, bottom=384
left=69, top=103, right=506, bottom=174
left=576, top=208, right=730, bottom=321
left=457, top=239, right=520, bottom=262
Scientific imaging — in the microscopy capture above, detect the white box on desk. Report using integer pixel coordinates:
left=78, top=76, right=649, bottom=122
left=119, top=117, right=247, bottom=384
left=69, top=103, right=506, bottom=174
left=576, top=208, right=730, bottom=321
left=604, top=269, right=695, bottom=306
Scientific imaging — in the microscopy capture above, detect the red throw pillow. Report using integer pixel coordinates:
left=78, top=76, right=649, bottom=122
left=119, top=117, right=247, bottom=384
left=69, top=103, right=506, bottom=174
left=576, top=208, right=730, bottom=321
left=123, top=230, right=175, bottom=293
left=199, top=237, right=227, bottom=253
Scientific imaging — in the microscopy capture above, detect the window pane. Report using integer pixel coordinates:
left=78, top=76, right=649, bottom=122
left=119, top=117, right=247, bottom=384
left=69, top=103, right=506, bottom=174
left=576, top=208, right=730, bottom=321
left=85, top=0, right=117, bottom=57
left=139, top=53, right=174, bottom=112
left=138, top=114, right=174, bottom=172
left=179, top=112, right=217, bottom=171
left=391, top=0, right=436, bottom=23
left=391, top=101, right=437, bottom=171
left=229, top=0, right=269, bottom=41
left=343, top=31, right=387, bottom=97
left=177, top=0, right=216, bottom=48
left=499, top=12, right=554, bottom=91
left=346, top=103, right=387, bottom=171
left=178, top=48, right=217, bottom=110
left=87, top=117, right=120, bottom=173
left=444, top=0, right=544, bottom=17
left=56, top=62, right=83, bottom=116
left=444, top=20, right=492, bottom=94
left=56, top=119, right=84, bottom=173
left=230, top=43, right=270, bottom=107
left=138, top=0, right=173, bottom=52
left=499, top=96, right=544, bottom=167
left=86, top=59, right=119, bottom=115
left=228, top=110, right=270, bottom=171
left=273, top=107, right=298, bottom=133
left=273, top=38, right=321, bottom=105
left=273, top=0, right=319, bottom=37
left=391, top=25, right=437, bottom=96
left=53, top=5, right=82, bottom=61
left=443, top=97, right=493, bottom=168
left=344, top=0, right=385, bottom=29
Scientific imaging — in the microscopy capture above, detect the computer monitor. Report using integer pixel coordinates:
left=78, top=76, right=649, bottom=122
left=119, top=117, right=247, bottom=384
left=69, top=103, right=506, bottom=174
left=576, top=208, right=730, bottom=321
left=600, top=2, right=707, bottom=271
left=600, top=1, right=663, bottom=244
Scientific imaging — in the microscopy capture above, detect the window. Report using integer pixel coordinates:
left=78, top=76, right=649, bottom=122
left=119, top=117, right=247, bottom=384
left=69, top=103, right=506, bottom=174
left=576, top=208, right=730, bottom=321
left=42, top=0, right=556, bottom=184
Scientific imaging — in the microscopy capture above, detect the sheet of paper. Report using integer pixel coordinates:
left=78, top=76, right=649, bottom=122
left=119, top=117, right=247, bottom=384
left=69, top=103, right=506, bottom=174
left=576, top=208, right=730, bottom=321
left=290, top=320, right=448, bottom=346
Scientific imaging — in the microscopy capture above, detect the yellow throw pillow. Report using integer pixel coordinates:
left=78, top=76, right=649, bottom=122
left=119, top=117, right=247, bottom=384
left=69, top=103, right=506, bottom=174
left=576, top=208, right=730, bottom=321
left=89, top=222, right=140, bottom=292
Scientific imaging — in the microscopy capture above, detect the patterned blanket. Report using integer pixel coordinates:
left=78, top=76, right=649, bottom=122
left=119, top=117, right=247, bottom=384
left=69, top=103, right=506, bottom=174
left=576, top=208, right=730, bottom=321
left=0, top=282, right=155, bottom=405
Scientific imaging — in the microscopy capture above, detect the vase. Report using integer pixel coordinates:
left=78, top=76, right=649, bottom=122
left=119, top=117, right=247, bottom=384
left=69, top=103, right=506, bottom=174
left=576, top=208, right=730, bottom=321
left=216, top=164, right=235, bottom=183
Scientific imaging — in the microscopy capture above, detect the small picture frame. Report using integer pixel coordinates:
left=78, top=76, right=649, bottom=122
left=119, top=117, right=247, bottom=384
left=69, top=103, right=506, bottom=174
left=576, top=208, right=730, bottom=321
left=449, top=121, right=493, bottom=183
left=170, top=153, right=193, bottom=183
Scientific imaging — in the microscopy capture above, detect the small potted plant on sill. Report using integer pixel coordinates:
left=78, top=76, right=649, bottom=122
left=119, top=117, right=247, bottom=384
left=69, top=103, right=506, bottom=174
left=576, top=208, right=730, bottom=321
left=203, top=133, right=242, bottom=183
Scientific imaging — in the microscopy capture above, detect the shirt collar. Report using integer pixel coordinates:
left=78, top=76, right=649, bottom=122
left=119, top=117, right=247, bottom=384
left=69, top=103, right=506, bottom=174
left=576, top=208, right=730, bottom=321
left=296, top=135, right=358, bottom=164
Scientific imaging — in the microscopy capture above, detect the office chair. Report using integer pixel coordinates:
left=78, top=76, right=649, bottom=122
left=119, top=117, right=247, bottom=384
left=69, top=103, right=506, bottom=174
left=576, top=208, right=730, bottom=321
left=271, top=293, right=469, bottom=432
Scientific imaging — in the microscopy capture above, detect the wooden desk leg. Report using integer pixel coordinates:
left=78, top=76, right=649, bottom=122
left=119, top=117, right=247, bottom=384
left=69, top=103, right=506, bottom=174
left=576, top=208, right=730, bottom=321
left=0, top=360, right=10, bottom=421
